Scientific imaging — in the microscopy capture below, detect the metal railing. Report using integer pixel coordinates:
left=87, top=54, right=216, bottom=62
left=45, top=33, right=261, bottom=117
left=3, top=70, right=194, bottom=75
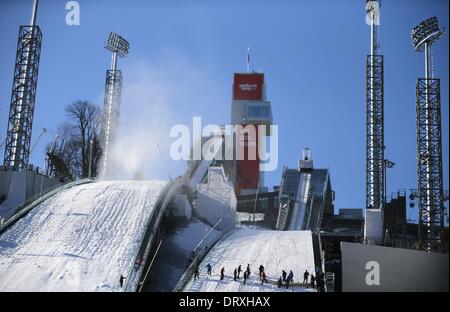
left=0, top=178, right=93, bottom=234
left=138, top=239, right=163, bottom=292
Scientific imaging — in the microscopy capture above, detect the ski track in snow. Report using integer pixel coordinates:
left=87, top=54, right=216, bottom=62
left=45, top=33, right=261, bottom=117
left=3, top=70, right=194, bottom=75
left=0, top=180, right=166, bottom=292
left=183, top=229, right=316, bottom=292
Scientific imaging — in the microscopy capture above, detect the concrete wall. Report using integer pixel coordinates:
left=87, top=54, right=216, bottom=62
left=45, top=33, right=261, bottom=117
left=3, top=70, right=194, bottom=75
left=364, top=209, right=383, bottom=243
left=0, top=171, right=61, bottom=218
left=341, top=242, right=449, bottom=292
left=0, top=171, right=13, bottom=200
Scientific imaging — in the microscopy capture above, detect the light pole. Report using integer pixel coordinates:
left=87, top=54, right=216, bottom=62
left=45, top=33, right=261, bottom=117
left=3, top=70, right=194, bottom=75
left=364, top=1, right=385, bottom=245
left=411, top=16, right=445, bottom=252
left=100, top=32, right=129, bottom=178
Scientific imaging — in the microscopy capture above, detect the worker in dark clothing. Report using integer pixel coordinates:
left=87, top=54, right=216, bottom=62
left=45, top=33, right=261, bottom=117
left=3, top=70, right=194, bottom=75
left=243, top=270, right=248, bottom=285
left=233, top=268, right=238, bottom=281
left=310, top=275, right=316, bottom=288
left=258, top=265, right=265, bottom=277
left=261, top=271, right=268, bottom=285
left=237, top=265, right=242, bottom=278
left=277, top=276, right=283, bottom=288
left=119, top=274, right=126, bottom=288
left=134, top=257, right=143, bottom=270
left=206, top=263, right=212, bottom=276
left=286, top=270, right=294, bottom=289
left=246, top=264, right=251, bottom=277
left=220, top=267, right=225, bottom=281
left=282, top=270, right=287, bottom=282
left=317, top=273, right=325, bottom=292
left=287, top=270, right=294, bottom=282
left=303, top=270, right=310, bottom=284
left=194, top=268, right=200, bottom=280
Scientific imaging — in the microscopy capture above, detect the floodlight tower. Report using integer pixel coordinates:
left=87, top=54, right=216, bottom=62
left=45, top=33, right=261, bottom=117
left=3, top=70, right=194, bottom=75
left=411, top=17, right=445, bottom=252
left=3, top=0, right=42, bottom=171
left=364, top=0, right=384, bottom=242
left=100, top=32, right=129, bottom=178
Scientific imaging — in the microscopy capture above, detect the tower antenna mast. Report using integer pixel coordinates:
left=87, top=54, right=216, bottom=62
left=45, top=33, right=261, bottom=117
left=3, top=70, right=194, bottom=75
left=247, top=47, right=250, bottom=73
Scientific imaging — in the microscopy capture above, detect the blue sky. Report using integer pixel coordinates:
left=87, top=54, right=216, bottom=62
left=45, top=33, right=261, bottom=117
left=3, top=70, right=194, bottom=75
left=0, top=0, right=448, bottom=216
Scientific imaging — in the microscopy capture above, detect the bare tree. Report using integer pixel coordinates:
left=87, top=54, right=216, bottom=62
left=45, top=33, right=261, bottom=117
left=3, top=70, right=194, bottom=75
left=47, top=101, right=102, bottom=180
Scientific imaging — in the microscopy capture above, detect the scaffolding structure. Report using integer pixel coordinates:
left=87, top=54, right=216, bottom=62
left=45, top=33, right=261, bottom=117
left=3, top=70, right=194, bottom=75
left=3, top=0, right=42, bottom=171
left=412, top=17, right=445, bottom=252
left=364, top=0, right=385, bottom=244
left=366, top=54, right=384, bottom=211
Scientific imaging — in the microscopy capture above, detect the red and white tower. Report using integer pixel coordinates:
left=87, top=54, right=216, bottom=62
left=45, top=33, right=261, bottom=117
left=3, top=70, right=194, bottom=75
left=231, top=72, right=272, bottom=195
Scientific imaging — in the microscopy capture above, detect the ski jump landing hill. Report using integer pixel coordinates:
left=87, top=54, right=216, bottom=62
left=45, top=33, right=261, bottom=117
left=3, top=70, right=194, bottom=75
left=182, top=229, right=316, bottom=292
left=0, top=178, right=192, bottom=292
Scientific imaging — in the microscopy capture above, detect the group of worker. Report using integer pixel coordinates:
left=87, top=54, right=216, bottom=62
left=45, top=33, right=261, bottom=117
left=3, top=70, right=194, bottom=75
left=193, top=263, right=325, bottom=291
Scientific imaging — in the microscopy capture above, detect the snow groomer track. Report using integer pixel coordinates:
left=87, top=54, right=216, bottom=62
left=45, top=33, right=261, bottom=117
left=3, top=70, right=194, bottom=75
left=0, top=180, right=175, bottom=292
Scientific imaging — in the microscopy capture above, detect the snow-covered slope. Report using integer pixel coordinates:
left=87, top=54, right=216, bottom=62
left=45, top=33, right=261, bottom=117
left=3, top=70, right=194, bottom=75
left=0, top=180, right=166, bottom=292
left=183, top=229, right=316, bottom=292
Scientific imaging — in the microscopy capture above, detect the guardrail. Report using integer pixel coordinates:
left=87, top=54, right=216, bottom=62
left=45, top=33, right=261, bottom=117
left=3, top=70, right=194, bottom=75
left=138, top=239, right=163, bottom=292
left=173, top=220, right=230, bottom=292
left=0, top=178, right=93, bottom=234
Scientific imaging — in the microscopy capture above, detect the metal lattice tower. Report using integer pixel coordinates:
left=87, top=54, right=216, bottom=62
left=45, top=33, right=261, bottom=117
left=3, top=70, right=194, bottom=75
left=3, top=0, right=42, bottom=171
left=100, top=32, right=129, bottom=178
left=411, top=17, right=445, bottom=252
left=365, top=0, right=384, bottom=212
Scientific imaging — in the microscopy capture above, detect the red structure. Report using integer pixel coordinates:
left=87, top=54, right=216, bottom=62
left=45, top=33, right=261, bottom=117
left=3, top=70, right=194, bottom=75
left=233, top=73, right=264, bottom=100
left=231, top=72, right=272, bottom=195
left=235, top=123, right=260, bottom=195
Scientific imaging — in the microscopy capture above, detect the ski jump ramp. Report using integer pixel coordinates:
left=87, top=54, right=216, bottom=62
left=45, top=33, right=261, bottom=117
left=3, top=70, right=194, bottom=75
left=188, top=137, right=224, bottom=190
left=0, top=180, right=168, bottom=291
left=288, top=172, right=311, bottom=230
left=183, top=229, right=316, bottom=292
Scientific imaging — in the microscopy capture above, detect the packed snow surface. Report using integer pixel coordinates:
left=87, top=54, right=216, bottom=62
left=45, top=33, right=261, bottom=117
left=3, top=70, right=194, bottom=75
left=0, top=180, right=166, bottom=291
left=183, top=229, right=316, bottom=292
